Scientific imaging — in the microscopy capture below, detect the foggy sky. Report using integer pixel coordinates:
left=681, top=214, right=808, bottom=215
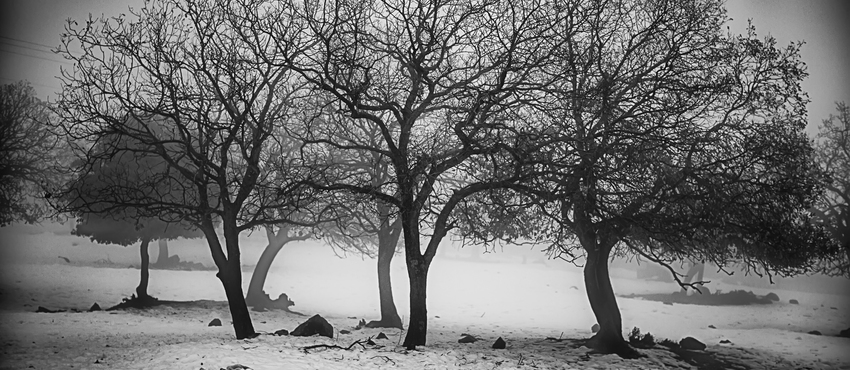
left=1, top=0, right=848, bottom=136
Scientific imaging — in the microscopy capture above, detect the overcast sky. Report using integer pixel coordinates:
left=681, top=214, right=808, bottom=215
left=1, top=0, right=848, bottom=136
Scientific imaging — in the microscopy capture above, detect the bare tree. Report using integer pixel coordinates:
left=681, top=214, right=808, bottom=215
left=318, top=141, right=405, bottom=328
left=508, top=0, right=836, bottom=357
left=0, top=81, right=63, bottom=225
left=288, top=0, right=564, bottom=348
left=812, top=102, right=850, bottom=276
left=54, top=0, right=322, bottom=339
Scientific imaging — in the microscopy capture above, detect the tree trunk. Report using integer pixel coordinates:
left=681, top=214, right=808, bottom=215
left=368, top=230, right=403, bottom=328
left=245, top=230, right=287, bottom=307
left=205, top=214, right=256, bottom=339
left=402, top=257, right=429, bottom=349
left=218, top=261, right=256, bottom=339
left=584, top=246, right=639, bottom=358
left=155, top=238, right=169, bottom=265
left=136, top=237, right=151, bottom=299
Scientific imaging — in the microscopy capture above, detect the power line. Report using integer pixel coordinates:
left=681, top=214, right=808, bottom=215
left=0, top=39, right=56, bottom=56
left=0, top=77, right=62, bottom=91
left=0, top=47, right=74, bottom=66
left=0, top=35, right=57, bottom=51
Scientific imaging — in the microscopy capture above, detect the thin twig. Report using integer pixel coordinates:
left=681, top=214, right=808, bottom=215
left=371, top=355, right=396, bottom=365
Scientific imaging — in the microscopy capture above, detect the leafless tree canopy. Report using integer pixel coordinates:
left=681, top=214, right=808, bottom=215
left=0, top=81, right=64, bottom=225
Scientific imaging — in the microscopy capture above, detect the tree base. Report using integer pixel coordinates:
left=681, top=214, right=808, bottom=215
left=585, top=333, right=643, bottom=359
left=365, top=318, right=404, bottom=329
left=246, top=291, right=304, bottom=315
left=106, top=294, right=160, bottom=310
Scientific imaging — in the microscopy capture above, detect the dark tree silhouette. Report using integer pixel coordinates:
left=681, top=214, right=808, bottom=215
left=54, top=0, right=323, bottom=339
left=0, top=81, right=63, bottom=225
left=499, top=1, right=838, bottom=357
left=321, top=162, right=404, bottom=328
left=289, top=0, right=564, bottom=348
left=73, top=213, right=202, bottom=304
left=812, top=102, right=850, bottom=276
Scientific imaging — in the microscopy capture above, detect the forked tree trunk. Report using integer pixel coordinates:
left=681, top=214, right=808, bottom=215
left=402, top=257, right=429, bottom=349
left=584, top=246, right=639, bottom=358
left=245, top=228, right=288, bottom=307
left=204, top=216, right=256, bottom=339
left=136, top=237, right=151, bottom=299
left=155, top=239, right=169, bottom=265
left=369, top=222, right=403, bottom=328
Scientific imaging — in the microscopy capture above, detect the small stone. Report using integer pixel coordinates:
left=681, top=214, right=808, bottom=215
left=458, top=334, right=478, bottom=343
left=89, top=303, right=101, bottom=312
left=719, top=339, right=732, bottom=344
left=492, top=337, right=506, bottom=349
left=340, top=329, right=351, bottom=334
left=789, top=299, right=799, bottom=304
left=274, top=329, right=289, bottom=336
left=764, top=292, right=779, bottom=301
left=376, top=332, right=388, bottom=340
left=708, top=325, right=716, bottom=329
left=808, top=330, right=822, bottom=336
left=208, top=318, right=222, bottom=326
left=591, top=323, right=600, bottom=333
left=679, top=337, right=706, bottom=351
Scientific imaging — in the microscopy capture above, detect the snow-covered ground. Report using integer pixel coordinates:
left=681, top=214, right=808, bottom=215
left=1, top=223, right=848, bottom=369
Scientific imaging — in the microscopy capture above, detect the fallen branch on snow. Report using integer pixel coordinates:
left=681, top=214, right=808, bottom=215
left=301, top=337, right=374, bottom=353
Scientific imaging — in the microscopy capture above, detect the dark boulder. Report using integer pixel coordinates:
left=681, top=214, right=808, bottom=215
left=719, top=339, right=732, bottom=344
left=291, top=314, right=334, bottom=338
left=274, top=329, right=289, bottom=336
left=376, top=332, right=388, bottom=340
left=808, top=330, right=822, bottom=336
left=36, top=306, right=64, bottom=313
left=789, top=299, right=799, bottom=304
left=839, top=328, right=850, bottom=338
left=208, top=318, right=222, bottom=326
left=492, top=337, right=506, bottom=349
left=591, top=323, right=600, bottom=333
left=89, top=303, right=101, bottom=312
left=340, top=329, right=351, bottom=335
left=679, top=337, right=706, bottom=351
left=458, top=334, right=479, bottom=343
left=764, top=292, right=779, bottom=301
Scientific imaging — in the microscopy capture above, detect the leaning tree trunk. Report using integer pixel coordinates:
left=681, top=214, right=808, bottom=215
left=136, top=237, right=152, bottom=299
left=155, top=239, right=169, bottom=265
left=219, top=260, right=255, bottom=338
left=368, top=223, right=403, bottom=328
left=245, top=227, right=288, bottom=307
left=584, top=245, right=639, bottom=358
left=402, top=256, right=429, bottom=349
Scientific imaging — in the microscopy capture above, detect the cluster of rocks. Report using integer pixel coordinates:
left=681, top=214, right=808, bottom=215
left=456, top=333, right=507, bottom=349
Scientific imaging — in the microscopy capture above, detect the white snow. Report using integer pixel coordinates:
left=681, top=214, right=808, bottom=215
left=1, top=223, right=849, bottom=369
